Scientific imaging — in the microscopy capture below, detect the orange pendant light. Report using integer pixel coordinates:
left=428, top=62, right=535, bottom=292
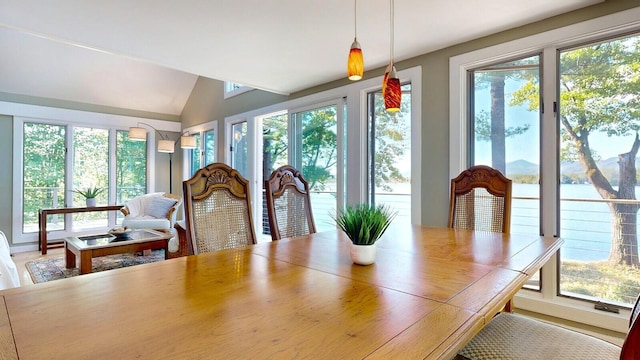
left=383, top=0, right=401, bottom=112
left=347, top=0, right=363, bottom=80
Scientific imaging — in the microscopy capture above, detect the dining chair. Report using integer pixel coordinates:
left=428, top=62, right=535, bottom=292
left=264, top=165, right=316, bottom=241
left=449, top=165, right=514, bottom=310
left=457, top=295, right=640, bottom=359
left=183, top=162, right=257, bottom=254
left=448, top=165, right=512, bottom=233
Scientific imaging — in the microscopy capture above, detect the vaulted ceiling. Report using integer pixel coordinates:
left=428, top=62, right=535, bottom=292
left=0, top=0, right=602, bottom=116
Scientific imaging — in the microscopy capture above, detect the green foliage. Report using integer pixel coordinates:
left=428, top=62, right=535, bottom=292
left=262, top=86, right=411, bottom=194
left=332, top=203, right=397, bottom=245
left=72, top=186, right=104, bottom=199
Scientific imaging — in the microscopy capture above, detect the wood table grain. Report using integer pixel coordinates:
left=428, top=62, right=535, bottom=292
left=0, top=223, right=562, bottom=359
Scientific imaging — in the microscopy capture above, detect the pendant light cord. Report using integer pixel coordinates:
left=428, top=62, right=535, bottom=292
left=390, top=0, right=394, bottom=63
left=354, top=0, right=358, bottom=39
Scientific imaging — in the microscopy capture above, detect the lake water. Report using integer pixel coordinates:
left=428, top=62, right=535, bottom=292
left=305, top=182, right=635, bottom=263
left=512, top=183, right=640, bottom=262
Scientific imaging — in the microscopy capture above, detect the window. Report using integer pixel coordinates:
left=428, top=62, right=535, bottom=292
left=367, top=84, right=412, bottom=223
left=558, top=34, right=640, bottom=306
left=224, top=82, right=253, bottom=99
left=183, top=122, right=217, bottom=177
left=261, top=112, right=289, bottom=237
left=189, top=133, right=202, bottom=176
left=469, top=55, right=542, bottom=289
left=230, top=121, right=249, bottom=177
left=450, top=6, right=640, bottom=331
left=22, top=122, right=66, bottom=233
left=20, top=121, right=148, bottom=239
left=291, top=104, right=339, bottom=232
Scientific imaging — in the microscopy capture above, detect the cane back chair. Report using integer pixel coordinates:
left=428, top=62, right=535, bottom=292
left=457, top=294, right=640, bottom=359
left=183, top=163, right=257, bottom=254
left=448, top=165, right=512, bottom=233
left=265, top=165, right=317, bottom=241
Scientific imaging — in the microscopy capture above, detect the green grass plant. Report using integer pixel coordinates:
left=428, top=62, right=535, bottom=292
left=332, top=203, right=396, bottom=245
left=72, top=186, right=104, bottom=199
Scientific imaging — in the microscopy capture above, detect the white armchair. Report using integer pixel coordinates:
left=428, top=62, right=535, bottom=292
left=120, top=193, right=182, bottom=230
left=0, top=230, right=20, bottom=289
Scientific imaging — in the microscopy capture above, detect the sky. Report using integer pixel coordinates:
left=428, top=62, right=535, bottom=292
left=474, top=78, right=634, bottom=165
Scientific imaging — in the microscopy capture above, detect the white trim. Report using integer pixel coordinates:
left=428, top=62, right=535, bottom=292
left=449, top=7, right=640, bottom=334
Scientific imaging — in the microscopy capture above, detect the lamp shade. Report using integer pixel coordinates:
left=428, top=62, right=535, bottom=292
left=157, top=139, right=175, bottom=153
left=129, top=127, right=147, bottom=141
left=180, top=135, right=197, bottom=149
left=383, top=64, right=401, bottom=113
left=347, top=39, right=363, bottom=81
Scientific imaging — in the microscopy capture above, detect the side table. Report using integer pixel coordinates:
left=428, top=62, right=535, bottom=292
left=38, top=205, right=124, bottom=255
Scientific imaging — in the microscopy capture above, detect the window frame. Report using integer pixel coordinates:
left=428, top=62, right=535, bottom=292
left=449, top=6, right=640, bottom=335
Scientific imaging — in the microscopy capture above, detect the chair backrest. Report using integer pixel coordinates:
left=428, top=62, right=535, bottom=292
left=621, top=295, right=640, bottom=359
left=183, top=163, right=257, bottom=254
left=448, top=165, right=512, bottom=233
left=265, top=165, right=316, bottom=240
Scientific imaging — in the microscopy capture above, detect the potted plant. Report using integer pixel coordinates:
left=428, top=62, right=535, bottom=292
left=73, top=186, right=104, bottom=207
left=332, top=203, right=396, bottom=265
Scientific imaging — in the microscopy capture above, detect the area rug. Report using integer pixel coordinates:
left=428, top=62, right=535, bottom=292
left=26, top=250, right=165, bottom=284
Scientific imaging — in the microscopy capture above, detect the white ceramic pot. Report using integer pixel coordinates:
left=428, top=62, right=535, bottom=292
left=349, top=243, right=377, bottom=265
left=85, top=198, right=97, bottom=207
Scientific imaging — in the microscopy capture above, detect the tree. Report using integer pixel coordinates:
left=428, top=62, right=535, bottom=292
left=262, top=97, right=411, bottom=194
left=512, top=36, right=640, bottom=266
left=474, top=62, right=533, bottom=174
left=371, top=89, right=410, bottom=192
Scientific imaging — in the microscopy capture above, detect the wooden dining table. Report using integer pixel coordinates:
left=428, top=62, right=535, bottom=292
left=0, top=223, right=562, bottom=359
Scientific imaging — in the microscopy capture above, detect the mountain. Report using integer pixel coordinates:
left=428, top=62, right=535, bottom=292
left=506, top=157, right=640, bottom=176
left=506, top=160, right=538, bottom=176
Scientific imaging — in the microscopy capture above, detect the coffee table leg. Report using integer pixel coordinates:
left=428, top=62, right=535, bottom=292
left=65, top=243, right=76, bottom=269
left=79, top=250, right=93, bottom=274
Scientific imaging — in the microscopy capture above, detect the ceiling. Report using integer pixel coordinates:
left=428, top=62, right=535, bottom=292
left=0, top=0, right=602, bottom=116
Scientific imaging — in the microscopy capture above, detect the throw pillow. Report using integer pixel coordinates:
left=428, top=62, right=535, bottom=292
left=146, top=196, right=178, bottom=219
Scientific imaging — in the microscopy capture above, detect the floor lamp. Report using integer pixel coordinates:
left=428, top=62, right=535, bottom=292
left=128, top=122, right=197, bottom=193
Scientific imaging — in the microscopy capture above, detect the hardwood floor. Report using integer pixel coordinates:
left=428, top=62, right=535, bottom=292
left=10, top=248, right=65, bottom=286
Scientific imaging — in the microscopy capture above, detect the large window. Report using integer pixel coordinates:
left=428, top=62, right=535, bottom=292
left=291, top=105, right=339, bottom=232
left=22, top=123, right=66, bottom=233
left=22, top=121, right=149, bottom=237
left=450, top=7, right=640, bottom=331
left=469, top=55, right=542, bottom=289
left=367, top=84, right=412, bottom=223
left=558, top=34, right=640, bottom=306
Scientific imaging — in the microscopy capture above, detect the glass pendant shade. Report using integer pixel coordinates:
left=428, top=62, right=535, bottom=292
left=180, top=135, right=197, bottom=149
left=383, top=64, right=401, bottom=112
left=347, top=39, right=364, bottom=81
left=128, top=127, right=147, bottom=141
left=157, top=139, right=175, bottom=153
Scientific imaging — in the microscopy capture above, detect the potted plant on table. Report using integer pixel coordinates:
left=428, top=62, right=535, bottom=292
left=73, top=186, right=104, bottom=207
left=332, top=203, right=396, bottom=265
